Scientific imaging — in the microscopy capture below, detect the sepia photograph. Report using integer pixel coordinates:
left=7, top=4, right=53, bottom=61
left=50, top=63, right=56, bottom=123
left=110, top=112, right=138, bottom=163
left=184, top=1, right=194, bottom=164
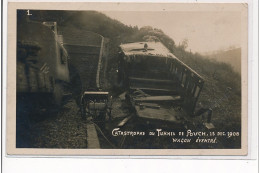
left=7, top=2, right=248, bottom=155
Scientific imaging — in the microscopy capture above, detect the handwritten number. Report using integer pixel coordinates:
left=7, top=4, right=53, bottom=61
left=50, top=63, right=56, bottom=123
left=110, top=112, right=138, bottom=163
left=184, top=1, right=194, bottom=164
left=27, top=10, right=32, bottom=16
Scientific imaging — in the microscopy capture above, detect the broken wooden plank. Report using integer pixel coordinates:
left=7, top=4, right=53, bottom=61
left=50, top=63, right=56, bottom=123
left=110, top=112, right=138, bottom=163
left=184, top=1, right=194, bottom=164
left=130, top=87, right=178, bottom=93
left=135, top=105, right=183, bottom=123
left=117, top=116, right=133, bottom=127
left=139, top=103, right=160, bottom=109
left=129, top=77, right=176, bottom=84
left=134, top=95, right=181, bottom=102
left=204, top=123, right=215, bottom=130
left=119, top=92, right=126, bottom=100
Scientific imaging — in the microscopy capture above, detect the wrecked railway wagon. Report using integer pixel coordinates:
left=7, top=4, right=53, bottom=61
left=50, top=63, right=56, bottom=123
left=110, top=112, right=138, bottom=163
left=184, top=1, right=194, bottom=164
left=118, top=42, right=213, bottom=129
left=17, top=13, right=70, bottom=108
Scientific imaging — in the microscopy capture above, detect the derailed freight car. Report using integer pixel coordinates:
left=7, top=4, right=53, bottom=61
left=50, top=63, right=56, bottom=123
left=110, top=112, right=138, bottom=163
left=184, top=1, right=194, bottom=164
left=118, top=42, right=213, bottom=129
left=17, top=11, right=70, bottom=110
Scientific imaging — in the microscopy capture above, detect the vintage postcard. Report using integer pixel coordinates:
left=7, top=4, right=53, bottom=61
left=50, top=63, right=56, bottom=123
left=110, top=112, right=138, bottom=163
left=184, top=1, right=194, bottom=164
left=7, top=2, right=248, bottom=156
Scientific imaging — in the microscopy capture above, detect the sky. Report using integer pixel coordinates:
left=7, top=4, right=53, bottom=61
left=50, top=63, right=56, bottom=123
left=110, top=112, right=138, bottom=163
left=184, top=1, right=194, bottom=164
left=102, top=11, right=241, bottom=53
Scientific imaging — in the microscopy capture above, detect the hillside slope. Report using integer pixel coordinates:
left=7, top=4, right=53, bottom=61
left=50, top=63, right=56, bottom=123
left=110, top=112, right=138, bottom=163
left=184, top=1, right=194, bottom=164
left=204, top=48, right=241, bottom=74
